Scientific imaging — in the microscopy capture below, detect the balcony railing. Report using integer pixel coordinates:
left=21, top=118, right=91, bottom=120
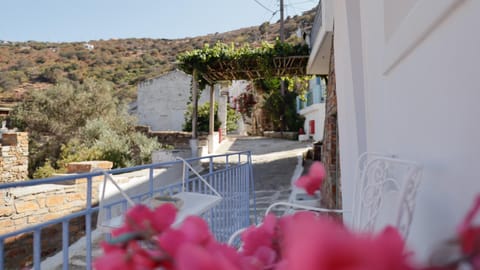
left=306, top=91, right=314, bottom=106
left=297, top=84, right=325, bottom=112
left=0, top=152, right=256, bottom=270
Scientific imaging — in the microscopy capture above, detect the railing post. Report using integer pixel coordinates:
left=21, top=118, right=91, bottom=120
left=0, top=240, right=3, bottom=270
left=33, top=229, right=41, bottom=270
left=209, top=156, right=213, bottom=174
left=86, top=176, right=93, bottom=270
left=149, top=167, right=154, bottom=197
left=247, top=151, right=258, bottom=224
left=62, top=221, right=69, bottom=270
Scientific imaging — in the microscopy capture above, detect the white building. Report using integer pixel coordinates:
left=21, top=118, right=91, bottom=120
left=308, top=0, right=480, bottom=263
left=83, top=43, right=94, bottom=50
left=137, top=70, right=245, bottom=133
left=296, top=76, right=326, bottom=141
left=137, top=70, right=193, bottom=131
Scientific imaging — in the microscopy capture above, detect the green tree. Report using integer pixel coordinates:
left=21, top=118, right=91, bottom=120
left=255, top=78, right=305, bottom=132
left=9, top=79, right=162, bottom=177
left=183, top=102, right=221, bottom=133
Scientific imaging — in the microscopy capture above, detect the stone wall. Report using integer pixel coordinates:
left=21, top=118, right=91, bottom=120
left=136, top=127, right=211, bottom=150
left=0, top=132, right=28, bottom=183
left=263, top=131, right=298, bottom=140
left=321, top=36, right=342, bottom=210
left=0, top=161, right=112, bottom=269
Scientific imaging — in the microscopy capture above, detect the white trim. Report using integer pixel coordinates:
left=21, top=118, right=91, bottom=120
left=382, top=0, right=465, bottom=74
left=299, top=102, right=324, bottom=115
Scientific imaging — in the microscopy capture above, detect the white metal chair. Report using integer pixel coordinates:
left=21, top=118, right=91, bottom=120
left=228, top=152, right=423, bottom=245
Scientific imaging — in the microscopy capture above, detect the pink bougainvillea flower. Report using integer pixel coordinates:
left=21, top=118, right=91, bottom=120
left=176, top=242, right=241, bottom=270
left=205, top=241, right=245, bottom=269
left=178, top=215, right=213, bottom=245
left=279, top=212, right=414, bottom=270
left=124, top=204, right=154, bottom=232
left=252, top=246, right=277, bottom=267
left=151, top=203, right=177, bottom=233
left=241, top=214, right=277, bottom=257
left=94, top=248, right=132, bottom=270
left=458, top=194, right=480, bottom=258
left=364, top=226, right=415, bottom=270
left=294, top=161, right=326, bottom=195
left=127, top=241, right=159, bottom=269
left=157, top=228, right=188, bottom=257
left=308, top=161, right=326, bottom=180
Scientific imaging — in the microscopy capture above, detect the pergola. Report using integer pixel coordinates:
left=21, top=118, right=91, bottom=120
left=176, top=42, right=309, bottom=154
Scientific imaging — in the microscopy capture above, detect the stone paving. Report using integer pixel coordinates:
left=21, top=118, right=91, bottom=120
left=45, top=135, right=311, bottom=269
left=215, top=136, right=311, bottom=218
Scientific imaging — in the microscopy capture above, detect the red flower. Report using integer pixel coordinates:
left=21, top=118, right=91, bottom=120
left=178, top=216, right=213, bottom=245
left=151, top=203, right=177, bottom=233
left=93, top=248, right=132, bottom=270
left=279, top=212, right=414, bottom=270
left=176, top=243, right=242, bottom=270
left=241, top=214, right=278, bottom=269
left=241, top=214, right=277, bottom=257
left=295, top=161, right=326, bottom=195
left=458, top=195, right=480, bottom=263
left=124, top=204, right=154, bottom=232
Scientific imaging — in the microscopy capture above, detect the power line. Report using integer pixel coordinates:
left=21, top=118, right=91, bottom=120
left=253, top=0, right=275, bottom=13
left=286, top=0, right=316, bottom=6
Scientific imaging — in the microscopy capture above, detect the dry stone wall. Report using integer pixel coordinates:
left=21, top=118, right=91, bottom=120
left=0, top=161, right=112, bottom=269
left=0, top=132, right=28, bottom=183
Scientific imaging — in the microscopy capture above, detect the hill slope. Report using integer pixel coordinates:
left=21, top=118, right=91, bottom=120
left=0, top=8, right=315, bottom=105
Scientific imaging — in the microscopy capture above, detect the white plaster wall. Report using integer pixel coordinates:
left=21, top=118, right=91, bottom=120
left=334, top=0, right=480, bottom=263
left=332, top=0, right=364, bottom=227
left=299, top=103, right=325, bottom=141
left=137, top=70, right=191, bottom=131
left=228, top=81, right=249, bottom=98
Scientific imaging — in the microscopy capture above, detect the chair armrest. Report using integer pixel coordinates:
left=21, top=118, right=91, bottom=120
left=265, top=201, right=348, bottom=216
left=227, top=227, right=247, bottom=246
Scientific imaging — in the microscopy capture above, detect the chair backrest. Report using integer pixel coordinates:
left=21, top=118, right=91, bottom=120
left=351, top=153, right=423, bottom=239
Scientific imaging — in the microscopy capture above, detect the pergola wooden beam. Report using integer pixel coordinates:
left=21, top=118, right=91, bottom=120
left=196, top=56, right=309, bottom=83
left=178, top=43, right=310, bottom=155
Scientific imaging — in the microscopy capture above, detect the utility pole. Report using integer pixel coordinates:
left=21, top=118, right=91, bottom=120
left=280, top=0, right=285, bottom=42
left=279, top=0, right=286, bottom=131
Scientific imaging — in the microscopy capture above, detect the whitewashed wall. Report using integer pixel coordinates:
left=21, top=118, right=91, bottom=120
left=299, top=103, right=325, bottom=141
left=137, top=70, right=191, bottom=131
left=332, top=0, right=480, bottom=263
left=137, top=70, right=242, bottom=132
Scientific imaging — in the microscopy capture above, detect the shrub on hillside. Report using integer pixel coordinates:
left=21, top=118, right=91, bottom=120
left=10, top=79, right=163, bottom=177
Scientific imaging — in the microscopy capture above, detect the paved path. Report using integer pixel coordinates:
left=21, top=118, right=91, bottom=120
left=214, top=135, right=311, bottom=218
left=46, top=136, right=310, bottom=269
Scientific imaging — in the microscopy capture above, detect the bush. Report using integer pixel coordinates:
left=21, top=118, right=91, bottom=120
left=226, top=106, right=240, bottom=132
left=32, top=160, right=56, bottom=179
left=129, top=132, right=162, bottom=165
left=10, top=79, right=162, bottom=176
left=183, top=102, right=221, bottom=133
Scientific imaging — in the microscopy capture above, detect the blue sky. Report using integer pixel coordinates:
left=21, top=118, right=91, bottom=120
left=0, top=0, right=318, bottom=42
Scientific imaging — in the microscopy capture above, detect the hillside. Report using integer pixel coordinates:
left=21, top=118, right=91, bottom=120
left=0, top=8, right=316, bottom=105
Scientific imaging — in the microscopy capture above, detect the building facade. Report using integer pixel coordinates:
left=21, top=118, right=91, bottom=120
left=296, top=76, right=326, bottom=141
left=308, top=0, right=480, bottom=263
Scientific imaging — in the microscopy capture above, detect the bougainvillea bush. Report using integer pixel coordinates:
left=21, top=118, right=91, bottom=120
left=94, top=162, right=480, bottom=270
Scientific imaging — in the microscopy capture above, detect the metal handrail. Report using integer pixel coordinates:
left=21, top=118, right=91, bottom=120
left=0, top=151, right=255, bottom=270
